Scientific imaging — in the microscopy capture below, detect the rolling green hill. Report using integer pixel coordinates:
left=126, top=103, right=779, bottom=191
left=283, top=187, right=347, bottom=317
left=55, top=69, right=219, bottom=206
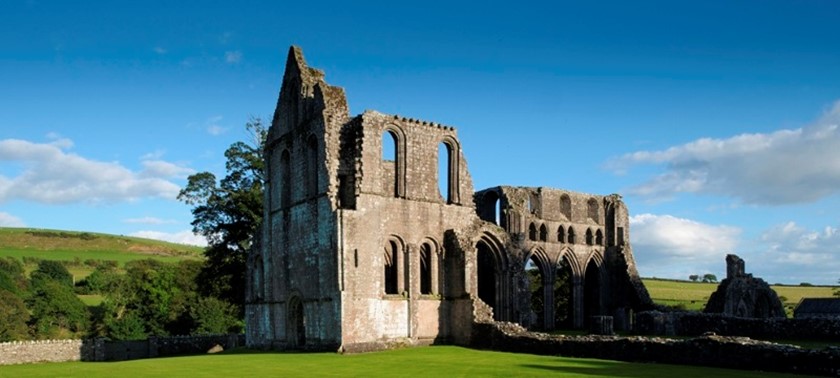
left=0, top=227, right=204, bottom=278
left=642, top=278, right=837, bottom=317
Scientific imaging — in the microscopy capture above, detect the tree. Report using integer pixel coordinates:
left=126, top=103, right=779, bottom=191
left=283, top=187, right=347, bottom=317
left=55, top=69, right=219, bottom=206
left=702, top=274, right=718, bottom=283
left=28, top=279, right=88, bottom=338
left=178, top=118, right=266, bottom=312
left=0, top=289, right=30, bottom=341
left=31, top=260, right=73, bottom=287
left=688, top=274, right=699, bottom=282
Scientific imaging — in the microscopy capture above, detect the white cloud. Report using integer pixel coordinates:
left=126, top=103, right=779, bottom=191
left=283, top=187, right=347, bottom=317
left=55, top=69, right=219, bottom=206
left=630, top=213, right=741, bottom=279
left=0, top=212, right=25, bottom=227
left=760, top=221, right=840, bottom=266
left=141, top=160, right=194, bottom=178
left=608, top=100, right=840, bottom=205
left=123, top=217, right=177, bottom=225
left=0, top=138, right=191, bottom=204
left=205, top=115, right=227, bottom=135
left=154, top=46, right=167, bottom=54
left=131, top=230, right=207, bottom=247
left=225, top=50, right=242, bottom=64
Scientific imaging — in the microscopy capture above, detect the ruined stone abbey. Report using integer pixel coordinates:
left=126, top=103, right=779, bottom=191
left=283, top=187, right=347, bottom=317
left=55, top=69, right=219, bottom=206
left=245, top=47, right=653, bottom=351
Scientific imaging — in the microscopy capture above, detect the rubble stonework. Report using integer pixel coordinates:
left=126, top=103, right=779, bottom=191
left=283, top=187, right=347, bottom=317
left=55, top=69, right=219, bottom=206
left=704, top=254, right=785, bottom=318
left=244, top=46, right=654, bottom=351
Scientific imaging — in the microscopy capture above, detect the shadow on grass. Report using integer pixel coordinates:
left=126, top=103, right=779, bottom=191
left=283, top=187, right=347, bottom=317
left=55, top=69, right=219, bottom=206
left=519, top=361, right=651, bottom=378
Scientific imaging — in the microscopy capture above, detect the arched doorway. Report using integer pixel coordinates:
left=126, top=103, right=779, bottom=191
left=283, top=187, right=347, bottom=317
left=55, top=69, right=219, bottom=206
left=525, top=255, right=545, bottom=330
left=554, top=255, right=574, bottom=330
left=288, top=296, right=305, bottom=348
left=476, top=240, right=497, bottom=318
left=583, top=260, right=601, bottom=327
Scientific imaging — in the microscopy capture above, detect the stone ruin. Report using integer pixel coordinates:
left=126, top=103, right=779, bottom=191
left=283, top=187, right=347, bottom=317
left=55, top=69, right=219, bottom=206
left=244, top=46, right=654, bottom=352
left=704, top=254, right=785, bottom=318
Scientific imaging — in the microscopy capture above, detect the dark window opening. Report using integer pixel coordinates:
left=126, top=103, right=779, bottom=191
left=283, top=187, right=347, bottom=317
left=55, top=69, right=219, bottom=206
left=528, top=223, right=537, bottom=241
left=539, top=224, right=548, bottom=242
left=384, top=241, right=399, bottom=294
left=420, top=244, right=432, bottom=295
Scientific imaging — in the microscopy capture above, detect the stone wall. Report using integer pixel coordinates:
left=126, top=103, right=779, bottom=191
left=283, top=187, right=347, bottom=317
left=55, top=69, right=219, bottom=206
left=0, top=334, right=243, bottom=365
left=472, top=321, right=840, bottom=376
left=636, top=310, right=840, bottom=341
left=0, top=339, right=98, bottom=365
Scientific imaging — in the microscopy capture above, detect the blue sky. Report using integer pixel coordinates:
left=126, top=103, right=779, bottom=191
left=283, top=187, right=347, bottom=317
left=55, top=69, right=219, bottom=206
left=2, top=1, right=840, bottom=284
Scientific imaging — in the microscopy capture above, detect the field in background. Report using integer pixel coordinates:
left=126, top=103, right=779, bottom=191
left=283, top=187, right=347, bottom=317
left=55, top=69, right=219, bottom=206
left=0, top=227, right=203, bottom=279
left=0, top=346, right=796, bottom=378
left=643, top=278, right=837, bottom=317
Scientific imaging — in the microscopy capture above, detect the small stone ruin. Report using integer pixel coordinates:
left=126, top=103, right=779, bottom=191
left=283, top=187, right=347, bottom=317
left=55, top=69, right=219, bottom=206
left=704, top=254, right=785, bottom=318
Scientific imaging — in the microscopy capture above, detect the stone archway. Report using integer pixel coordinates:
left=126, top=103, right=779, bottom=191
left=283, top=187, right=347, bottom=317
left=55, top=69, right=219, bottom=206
left=288, top=296, right=305, bottom=348
left=476, top=240, right=497, bottom=315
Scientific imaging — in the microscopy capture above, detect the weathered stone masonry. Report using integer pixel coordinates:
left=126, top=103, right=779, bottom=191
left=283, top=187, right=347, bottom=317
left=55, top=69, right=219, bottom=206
left=245, top=46, right=653, bottom=352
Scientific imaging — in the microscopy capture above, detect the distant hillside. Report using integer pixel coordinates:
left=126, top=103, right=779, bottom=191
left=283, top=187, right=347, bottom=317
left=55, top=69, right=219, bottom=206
left=0, top=227, right=204, bottom=268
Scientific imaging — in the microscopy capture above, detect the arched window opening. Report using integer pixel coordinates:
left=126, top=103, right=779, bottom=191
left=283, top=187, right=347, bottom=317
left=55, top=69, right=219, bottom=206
left=568, top=227, right=576, bottom=244
left=585, top=228, right=594, bottom=246
left=420, top=243, right=432, bottom=295
left=584, top=260, right=601, bottom=326
left=557, top=226, right=565, bottom=243
left=438, top=142, right=453, bottom=203
left=384, top=240, right=399, bottom=294
left=554, top=255, right=574, bottom=330
left=560, top=194, right=572, bottom=221
left=476, top=241, right=497, bottom=317
left=587, top=198, right=599, bottom=223
left=539, top=224, right=548, bottom=242
left=526, top=256, right=545, bottom=330
left=528, top=223, right=537, bottom=241
left=595, top=229, right=603, bottom=246
left=382, top=130, right=399, bottom=197
left=307, top=136, right=318, bottom=197
left=280, top=150, right=291, bottom=207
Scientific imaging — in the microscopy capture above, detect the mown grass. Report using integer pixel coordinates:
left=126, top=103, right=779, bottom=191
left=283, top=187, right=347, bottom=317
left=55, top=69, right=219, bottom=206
left=642, top=278, right=837, bottom=317
left=0, top=346, right=798, bottom=378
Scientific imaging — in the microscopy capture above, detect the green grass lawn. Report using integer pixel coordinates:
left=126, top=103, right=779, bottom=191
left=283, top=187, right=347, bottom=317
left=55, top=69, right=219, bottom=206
left=0, top=346, right=798, bottom=377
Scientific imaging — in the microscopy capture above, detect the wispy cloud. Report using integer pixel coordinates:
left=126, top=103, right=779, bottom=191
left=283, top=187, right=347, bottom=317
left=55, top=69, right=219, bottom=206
left=0, top=212, right=25, bottom=227
left=130, top=230, right=207, bottom=246
left=122, top=217, right=177, bottom=225
left=0, top=138, right=191, bottom=204
left=153, top=46, right=167, bottom=54
left=205, top=115, right=227, bottom=135
left=607, top=100, right=840, bottom=205
left=225, top=50, right=242, bottom=64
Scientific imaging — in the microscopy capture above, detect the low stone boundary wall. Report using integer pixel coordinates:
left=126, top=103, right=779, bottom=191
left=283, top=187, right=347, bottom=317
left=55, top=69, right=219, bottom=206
left=0, top=334, right=244, bottom=365
left=0, top=339, right=99, bottom=365
left=471, top=322, right=840, bottom=376
left=635, top=311, right=840, bottom=341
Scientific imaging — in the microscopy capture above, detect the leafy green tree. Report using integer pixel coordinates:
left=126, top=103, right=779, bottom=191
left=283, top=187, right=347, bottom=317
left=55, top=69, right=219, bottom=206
left=190, top=296, right=243, bottom=335
left=0, top=257, right=27, bottom=294
left=0, top=289, right=31, bottom=341
left=702, top=274, right=718, bottom=283
left=178, top=118, right=266, bottom=312
left=28, top=279, right=88, bottom=338
left=689, top=274, right=699, bottom=282
left=31, top=260, right=73, bottom=287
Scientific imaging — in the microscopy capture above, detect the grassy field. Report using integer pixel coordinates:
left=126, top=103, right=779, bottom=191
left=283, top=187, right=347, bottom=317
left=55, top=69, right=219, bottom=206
left=0, top=227, right=203, bottom=279
left=643, top=278, right=837, bottom=316
left=0, top=346, right=798, bottom=378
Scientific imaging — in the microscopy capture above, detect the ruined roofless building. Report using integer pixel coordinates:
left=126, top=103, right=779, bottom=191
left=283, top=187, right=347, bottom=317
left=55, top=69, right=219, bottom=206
left=245, top=46, right=653, bottom=351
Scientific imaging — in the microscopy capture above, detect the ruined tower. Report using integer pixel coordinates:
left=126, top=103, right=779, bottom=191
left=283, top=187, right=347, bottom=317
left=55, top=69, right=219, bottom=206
left=245, top=47, right=652, bottom=351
